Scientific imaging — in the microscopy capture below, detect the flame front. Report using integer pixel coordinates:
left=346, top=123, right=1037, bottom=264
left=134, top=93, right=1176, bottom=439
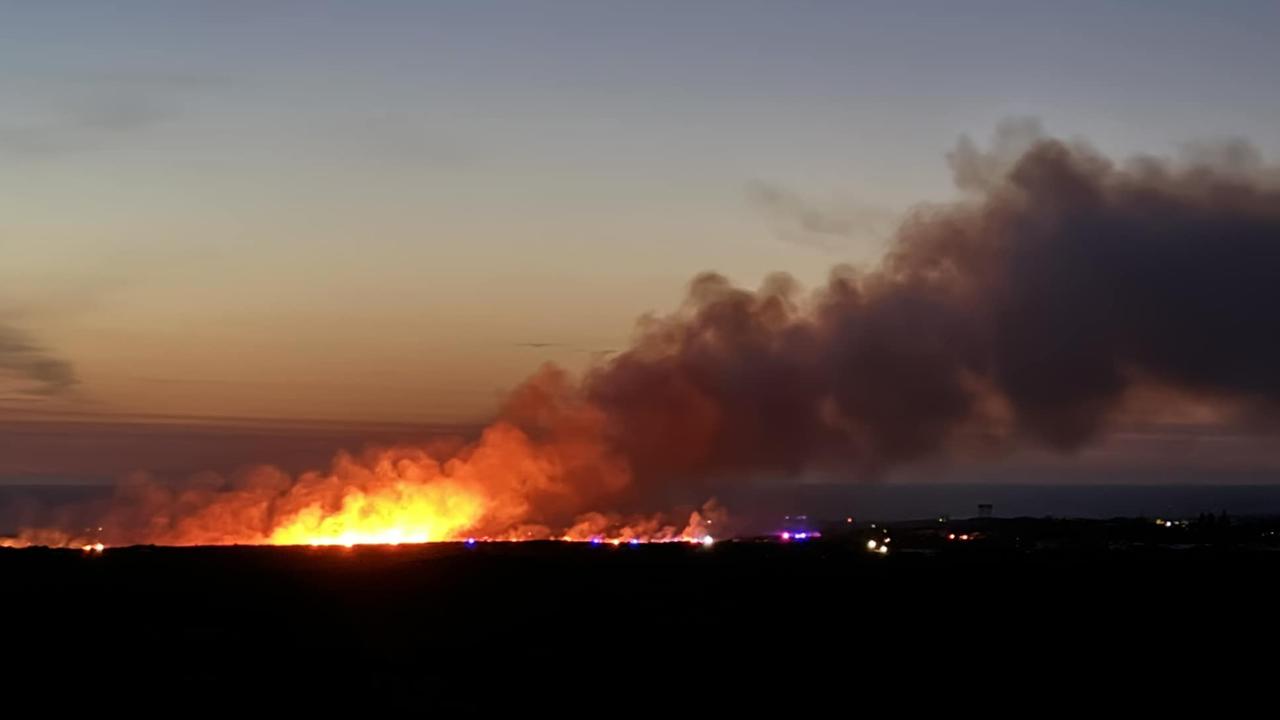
left=3, top=370, right=725, bottom=549
left=266, top=480, right=488, bottom=546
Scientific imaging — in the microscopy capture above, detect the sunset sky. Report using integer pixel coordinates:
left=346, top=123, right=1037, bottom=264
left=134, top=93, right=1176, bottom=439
left=4, top=2, right=1280, bottom=483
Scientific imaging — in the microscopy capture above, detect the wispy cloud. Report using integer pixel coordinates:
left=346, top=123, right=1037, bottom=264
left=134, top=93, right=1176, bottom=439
left=0, top=324, right=76, bottom=402
left=0, top=70, right=223, bottom=160
left=745, top=180, right=899, bottom=252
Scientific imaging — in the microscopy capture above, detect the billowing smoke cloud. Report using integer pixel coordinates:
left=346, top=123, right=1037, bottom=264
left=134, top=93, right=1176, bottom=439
left=0, top=324, right=76, bottom=399
left=8, top=123, right=1280, bottom=547
left=588, top=124, right=1280, bottom=487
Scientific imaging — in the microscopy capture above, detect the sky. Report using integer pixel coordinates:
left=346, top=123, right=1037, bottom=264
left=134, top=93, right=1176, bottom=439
left=3, top=1, right=1280, bottom=483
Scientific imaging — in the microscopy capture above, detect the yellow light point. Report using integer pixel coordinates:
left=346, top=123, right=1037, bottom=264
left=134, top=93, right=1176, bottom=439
left=878, top=545, right=888, bottom=554
left=866, top=540, right=878, bottom=550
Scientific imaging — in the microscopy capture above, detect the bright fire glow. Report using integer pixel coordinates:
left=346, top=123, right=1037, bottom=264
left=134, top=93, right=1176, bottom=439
left=2, top=377, right=728, bottom=549
left=266, top=481, right=485, bottom=547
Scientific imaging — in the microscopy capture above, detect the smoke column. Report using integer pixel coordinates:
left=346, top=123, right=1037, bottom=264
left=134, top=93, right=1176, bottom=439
left=587, top=122, right=1280, bottom=481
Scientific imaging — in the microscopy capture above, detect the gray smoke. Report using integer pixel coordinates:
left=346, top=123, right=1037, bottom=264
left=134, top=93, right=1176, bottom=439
left=580, top=125, right=1280, bottom=486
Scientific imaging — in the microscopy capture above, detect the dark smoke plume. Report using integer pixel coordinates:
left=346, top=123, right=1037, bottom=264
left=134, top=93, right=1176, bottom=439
left=579, top=125, right=1280, bottom=487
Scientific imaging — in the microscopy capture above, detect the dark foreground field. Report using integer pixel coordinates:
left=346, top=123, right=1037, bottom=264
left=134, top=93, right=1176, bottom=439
left=3, top=540, right=1275, bottom=708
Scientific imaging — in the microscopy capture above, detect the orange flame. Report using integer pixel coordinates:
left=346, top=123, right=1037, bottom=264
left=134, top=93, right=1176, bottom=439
left=265, top=477, right=488, bottom=547
left=3, top=369, right=728, bottom=549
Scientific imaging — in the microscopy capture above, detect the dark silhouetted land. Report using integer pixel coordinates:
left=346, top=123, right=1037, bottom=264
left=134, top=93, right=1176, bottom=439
left=4, top=521, right=1277, bottom=709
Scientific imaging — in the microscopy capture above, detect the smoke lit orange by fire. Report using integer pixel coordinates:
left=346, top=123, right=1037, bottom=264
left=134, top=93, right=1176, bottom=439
left=2, top=369, right=724, bottom=549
